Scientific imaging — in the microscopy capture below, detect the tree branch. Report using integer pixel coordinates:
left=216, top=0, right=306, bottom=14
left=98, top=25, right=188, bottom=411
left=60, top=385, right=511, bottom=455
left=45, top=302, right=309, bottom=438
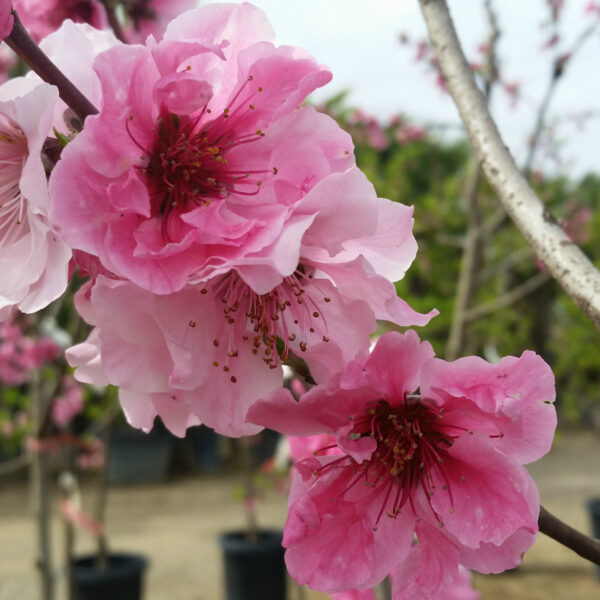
left=463, top=271, right=551, bottom=323
left=419, top=0, right=600, bottom=330
left=477, top=246, right=534, bottom=284
left=539, top=505, right=600, bottom=566
left=523, top=22, right=597, bottom=176
left=5, top=11, right=98, bottom=124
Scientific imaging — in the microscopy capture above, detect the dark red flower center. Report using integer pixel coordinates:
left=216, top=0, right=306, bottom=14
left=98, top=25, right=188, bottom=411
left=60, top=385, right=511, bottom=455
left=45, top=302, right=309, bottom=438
left=128, top=74, right=277, bottom=242
left=314, top=398, right=460, bottom=529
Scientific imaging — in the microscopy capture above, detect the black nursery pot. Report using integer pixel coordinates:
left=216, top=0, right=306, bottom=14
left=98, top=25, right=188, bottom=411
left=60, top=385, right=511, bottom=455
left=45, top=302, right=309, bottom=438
left=219, top=529, right=286, bottom=600
left=73, top=553, right=148, bottom=600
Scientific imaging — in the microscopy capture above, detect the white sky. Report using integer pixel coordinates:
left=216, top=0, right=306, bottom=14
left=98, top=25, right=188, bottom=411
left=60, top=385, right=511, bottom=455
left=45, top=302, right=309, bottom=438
left=205, top=0, right=600, bottom=178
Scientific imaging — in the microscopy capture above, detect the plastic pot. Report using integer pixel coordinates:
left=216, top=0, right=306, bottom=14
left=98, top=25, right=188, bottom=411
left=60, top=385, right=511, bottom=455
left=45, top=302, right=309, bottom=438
left=219, top=529, right=286, bottom=600
left=73, top=553, right=148, bottom=600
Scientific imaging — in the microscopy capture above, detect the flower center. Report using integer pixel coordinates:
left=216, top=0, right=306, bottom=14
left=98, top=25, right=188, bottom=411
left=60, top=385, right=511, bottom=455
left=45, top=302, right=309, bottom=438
left=314, top=398, right=458, bottom=529
left=206, top=269, right=331, bottom=382
left=133, top=75, right=277, bottom=242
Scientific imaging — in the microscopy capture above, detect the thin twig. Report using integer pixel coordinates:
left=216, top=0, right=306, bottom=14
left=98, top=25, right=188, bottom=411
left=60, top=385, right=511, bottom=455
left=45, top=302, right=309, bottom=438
left=5, top=11, right=98, bottom=123
left=477, top=246, right=534, bottom=284
left=539, top=505, right=600, bottom=566
left=524, top=23, right=597, bottom=176
left=419, top=0, right=600, bottom=330
left=463, top=271, right=551, bottom=322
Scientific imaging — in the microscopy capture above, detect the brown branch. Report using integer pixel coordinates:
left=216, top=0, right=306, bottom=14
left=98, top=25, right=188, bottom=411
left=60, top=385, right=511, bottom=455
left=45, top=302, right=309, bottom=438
left=539, top=505, right=600, bottom=566
left=463, top=271, right=551, bottom=322
left=419, top=0, right=600, bottom=330
left=477, top=246, right=534, bottom=284
left=5, top=11, right=98, bottom=124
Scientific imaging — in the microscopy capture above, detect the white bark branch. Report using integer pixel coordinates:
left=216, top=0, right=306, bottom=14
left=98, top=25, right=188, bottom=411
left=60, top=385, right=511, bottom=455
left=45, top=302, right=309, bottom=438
left=419, top=0, right=600, bottom=330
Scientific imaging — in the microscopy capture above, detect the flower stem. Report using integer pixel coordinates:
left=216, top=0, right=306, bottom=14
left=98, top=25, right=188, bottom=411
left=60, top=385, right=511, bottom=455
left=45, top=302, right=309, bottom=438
left=4, top=11, right=98, bottom=124
left=539, top=505, right=600, bottom=566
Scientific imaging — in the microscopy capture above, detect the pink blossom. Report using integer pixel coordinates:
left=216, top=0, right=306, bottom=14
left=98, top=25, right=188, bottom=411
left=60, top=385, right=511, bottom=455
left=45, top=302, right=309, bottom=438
left=247, top=331, right=556, bottom=595
left=0, top=319, right=59, bottom=384
left=66, top=275, right=276, bottom=438
left=0, top=20, right=119, bottom=317
left=65, top=161, right=435, bottom=438
left=52, top=3, right=435, bottom=438
left=51, top=377, right=84, bottom=428
left=585, top=2, right=600, bottom=16
left=19, top=334, right=60, bottom=368
left=13, top=0, right=106, bottom=42
left=49, top=2, right=353, bottom=295
left=0, top=0, right=13, bottom=39
left=122, top=0, right=197, bottom=43
left=0, top=77, right=71, bottom=318
left=395, top=123, right=426, bottom=145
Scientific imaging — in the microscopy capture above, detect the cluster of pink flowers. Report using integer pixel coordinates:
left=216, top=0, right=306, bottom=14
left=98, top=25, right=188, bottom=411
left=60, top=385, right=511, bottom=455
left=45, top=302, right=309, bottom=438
left=0, top=318, right=60, bottom=384
left=0, top=2, right=559, bottom=598
left=51, top=374, right=84, bottom=428
left=41, top=2, right=434, bottom=437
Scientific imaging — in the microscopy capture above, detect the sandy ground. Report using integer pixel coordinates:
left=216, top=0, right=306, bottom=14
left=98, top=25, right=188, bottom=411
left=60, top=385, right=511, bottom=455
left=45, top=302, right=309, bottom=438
left=1, top=427, right=599, bottom=600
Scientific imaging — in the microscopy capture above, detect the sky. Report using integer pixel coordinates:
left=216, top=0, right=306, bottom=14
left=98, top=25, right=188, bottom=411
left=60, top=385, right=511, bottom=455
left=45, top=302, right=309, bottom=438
left=204, top=0, right=600, bottom=178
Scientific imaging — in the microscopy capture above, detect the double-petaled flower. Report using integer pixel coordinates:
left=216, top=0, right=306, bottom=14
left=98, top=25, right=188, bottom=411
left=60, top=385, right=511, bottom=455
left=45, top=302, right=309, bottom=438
left=54, top=3, right=435, bottom=436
